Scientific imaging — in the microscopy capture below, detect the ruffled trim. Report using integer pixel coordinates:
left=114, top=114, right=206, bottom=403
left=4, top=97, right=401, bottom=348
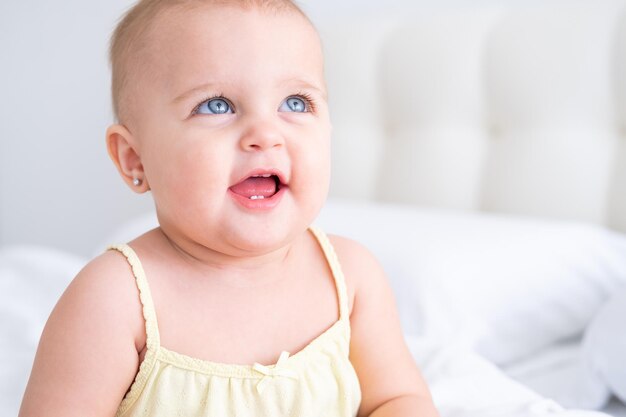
left=115, top=346, right=159, bottom=417
left=106, top=244, right=161, bottom=350
left=107, top=244, right=161, bottom=417
left=156, top=318, right=349, bottom=377
left=308, top=226, right=351, bottom=322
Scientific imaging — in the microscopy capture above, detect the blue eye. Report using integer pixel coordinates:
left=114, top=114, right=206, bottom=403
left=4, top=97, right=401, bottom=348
left=279, top=96, right=308, bottom=113
left=195, top=98, right=233, bottom=115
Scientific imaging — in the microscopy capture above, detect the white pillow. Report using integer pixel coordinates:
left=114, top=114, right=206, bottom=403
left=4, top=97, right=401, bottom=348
left=315, top=199, right=626, bottom=365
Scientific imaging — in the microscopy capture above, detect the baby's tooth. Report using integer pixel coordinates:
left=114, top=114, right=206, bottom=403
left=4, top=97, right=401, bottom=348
left=249, top=195, right=265, bottom=200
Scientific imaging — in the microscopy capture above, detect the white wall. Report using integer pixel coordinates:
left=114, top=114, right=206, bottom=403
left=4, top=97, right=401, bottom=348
left=0, top=0, right=153, bottom=256
left=0, top=0, right=532, bottom=256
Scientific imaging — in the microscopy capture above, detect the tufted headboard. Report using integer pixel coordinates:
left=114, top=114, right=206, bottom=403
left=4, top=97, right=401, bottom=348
left=318, top=0, right=626, bottom=233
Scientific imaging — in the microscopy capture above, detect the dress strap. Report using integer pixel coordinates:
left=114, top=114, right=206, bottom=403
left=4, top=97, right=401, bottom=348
left=106, top=244, right=161, bottom=350
left=308, top=226, right=350, bottom=321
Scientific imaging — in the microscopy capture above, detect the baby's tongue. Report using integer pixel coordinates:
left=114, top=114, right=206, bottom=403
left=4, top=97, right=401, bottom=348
left=229, top=176, right=277, bottom=198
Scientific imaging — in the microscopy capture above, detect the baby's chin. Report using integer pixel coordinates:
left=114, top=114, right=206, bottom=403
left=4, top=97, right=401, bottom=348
left=224, top=195, right=326, bottom=249
left=222, top=218, right=310, bottom=255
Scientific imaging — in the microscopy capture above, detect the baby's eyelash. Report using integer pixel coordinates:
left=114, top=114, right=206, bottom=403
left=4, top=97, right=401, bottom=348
left=294, top=91, right=317, bottom=113
left=191, top=93, right=229, bottom=115
left=190, top=92, right=317, bottom=115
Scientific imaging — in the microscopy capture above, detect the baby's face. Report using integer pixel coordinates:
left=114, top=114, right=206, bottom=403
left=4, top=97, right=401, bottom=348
left=130, top=4, right=330, bottom=255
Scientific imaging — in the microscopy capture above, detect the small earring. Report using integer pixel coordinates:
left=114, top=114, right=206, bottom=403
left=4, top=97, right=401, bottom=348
left=133, top=178, right=142, bottom=186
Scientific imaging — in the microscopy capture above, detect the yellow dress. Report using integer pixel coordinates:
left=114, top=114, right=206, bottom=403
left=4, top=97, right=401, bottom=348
left=107, top=227, right=361, bottom=417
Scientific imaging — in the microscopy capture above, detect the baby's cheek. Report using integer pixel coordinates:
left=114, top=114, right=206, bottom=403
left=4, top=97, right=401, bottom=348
left=153, top=144, right=227, bottom=205
left=178, top=155, right=227, bottom=198
left=297, top=145, right=331, bottom=204
left=312, top=133, right=332, bottom=180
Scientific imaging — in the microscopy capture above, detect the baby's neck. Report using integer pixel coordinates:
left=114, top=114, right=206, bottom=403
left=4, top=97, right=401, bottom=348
left=152, top=226, right=300, bottom=285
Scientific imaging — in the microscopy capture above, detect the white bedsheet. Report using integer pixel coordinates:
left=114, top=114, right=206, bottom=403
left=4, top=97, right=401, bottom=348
left=501, top=340, right=626, bottom=417
left=406, top=335, right=613, bottom=417
left=503, top=340, right=609, bottom=409
left=603, top=400, right=626, bottom=417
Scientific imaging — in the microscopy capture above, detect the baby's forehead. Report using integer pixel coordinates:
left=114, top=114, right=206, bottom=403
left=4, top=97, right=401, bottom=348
left=148, top=2, right=312, bottom=39
left=142, top=4, right=321, bottom=72
left=137, top=3, right=318, bottom=73
left=116, top=2, right=323, bottom=126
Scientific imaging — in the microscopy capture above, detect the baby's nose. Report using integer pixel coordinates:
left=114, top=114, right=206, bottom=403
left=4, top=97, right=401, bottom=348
left=239, top=121, right=284, bottom=152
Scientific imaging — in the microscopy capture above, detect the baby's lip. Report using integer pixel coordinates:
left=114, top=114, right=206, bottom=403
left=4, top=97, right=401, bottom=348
left=231, top=168, right=288, bottom=188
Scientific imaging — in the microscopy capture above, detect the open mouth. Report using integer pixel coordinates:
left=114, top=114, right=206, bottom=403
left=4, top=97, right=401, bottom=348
left=229, top=173, right=283, bottom=200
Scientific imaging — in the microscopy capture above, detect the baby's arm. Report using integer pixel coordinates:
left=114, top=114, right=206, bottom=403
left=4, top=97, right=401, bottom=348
left=330, top=236, right=440, bottom=417
left=19, top=252, right=143, bottom=417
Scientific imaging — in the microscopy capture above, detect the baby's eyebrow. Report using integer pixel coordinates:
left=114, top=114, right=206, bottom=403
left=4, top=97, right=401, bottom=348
left=171, top=82, right=227, bottom=105
left=171, top=78, right=327, bottom=105
left=276, top=73, right=327, bottom=96
left=281, top=78, right=328, bottom=100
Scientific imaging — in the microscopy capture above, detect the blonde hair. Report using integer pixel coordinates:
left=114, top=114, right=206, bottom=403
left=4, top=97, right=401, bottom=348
left=109, top=0, right=309, bottom=124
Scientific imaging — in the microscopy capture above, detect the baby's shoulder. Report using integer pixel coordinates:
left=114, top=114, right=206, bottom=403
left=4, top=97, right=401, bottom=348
left=326, top=234, right=383, bottom=273
left=325, top=234, right=388, bottom=298
left=57, top=249, right=146, bottom=349
left=71, top=249, right=142, bottom=302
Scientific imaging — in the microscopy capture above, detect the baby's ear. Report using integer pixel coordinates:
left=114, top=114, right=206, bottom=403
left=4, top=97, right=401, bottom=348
left=105, top=124, right=149, bottom=193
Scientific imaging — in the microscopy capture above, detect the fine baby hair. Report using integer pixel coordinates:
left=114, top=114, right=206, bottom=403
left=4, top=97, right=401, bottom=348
left=19, top=1, right=439, bottom=416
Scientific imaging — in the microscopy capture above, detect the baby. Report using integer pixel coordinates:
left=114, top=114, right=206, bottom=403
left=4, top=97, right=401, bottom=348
left=19, top=1, right=439, bottom=416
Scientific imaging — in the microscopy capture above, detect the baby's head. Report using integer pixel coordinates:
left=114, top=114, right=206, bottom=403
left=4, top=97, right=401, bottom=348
left=106, top=0, right=331, bottom=256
